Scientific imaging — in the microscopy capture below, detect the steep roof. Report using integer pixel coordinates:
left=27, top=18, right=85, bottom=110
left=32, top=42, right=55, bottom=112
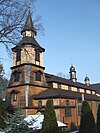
left=21, top=11, right=37, bottom=35
left=12, top=37, right=45, bottom=52
left=12, top=11, right=45, bottom=52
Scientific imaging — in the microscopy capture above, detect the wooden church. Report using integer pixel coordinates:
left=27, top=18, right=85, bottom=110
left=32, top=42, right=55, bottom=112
left=7, top=11, right=100, bottom=130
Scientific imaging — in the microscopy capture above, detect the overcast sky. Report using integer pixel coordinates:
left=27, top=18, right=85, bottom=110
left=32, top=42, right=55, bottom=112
left=1, top=0, right=100, bottom=84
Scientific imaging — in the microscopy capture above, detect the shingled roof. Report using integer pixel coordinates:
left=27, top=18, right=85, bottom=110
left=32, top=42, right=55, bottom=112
left=21, top=10, right=37, bottom=35
left=32, top=88, right=100, bottom=101
left=45, top=73, right=95, bottom=91
left=12, top=11, right=45, bottom=52
left=12, top=37, right=45, bottom=52
left=90, top=83, right=100, bottom=94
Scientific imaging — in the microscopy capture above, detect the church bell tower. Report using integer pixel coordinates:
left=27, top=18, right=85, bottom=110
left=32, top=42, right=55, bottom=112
left=7, top=11, right=48, bottom=114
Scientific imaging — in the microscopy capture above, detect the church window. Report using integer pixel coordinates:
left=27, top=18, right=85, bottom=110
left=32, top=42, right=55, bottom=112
left=36, top=71, right=42, bottom=81
left=78, top=99, right=82, bottom=116
left=16, top=50, right=21, bottom=61
left=65, top=100, right=72, bottom=117
left=68, top=86, right=71, bottom=91
left=35, top=50, right=40, bottom=61
left=12, top=93, right=17, bottom=101
left=57, top=83, right=61, bottom=89
left=38, top=100, right=42, bottom=107
left=13, top=71, right=20, bottom=82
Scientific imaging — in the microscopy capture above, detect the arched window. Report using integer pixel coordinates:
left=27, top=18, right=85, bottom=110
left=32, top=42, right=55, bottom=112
left=13, top=93, right=17, bottom=101
left=38, top=100, right=42, bottom=107
left=10, top=90, right=19, bottom=102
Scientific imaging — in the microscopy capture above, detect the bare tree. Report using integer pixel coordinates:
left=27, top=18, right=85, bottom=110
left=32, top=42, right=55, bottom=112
left=56, top=72, right=67, bottom=79
left=0, top=0, right=43, bottom=54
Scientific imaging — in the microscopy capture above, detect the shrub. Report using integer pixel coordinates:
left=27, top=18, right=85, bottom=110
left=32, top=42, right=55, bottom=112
left=41, top=99, right=59, bottom=133
left=79, top=100, right=97, bottom=133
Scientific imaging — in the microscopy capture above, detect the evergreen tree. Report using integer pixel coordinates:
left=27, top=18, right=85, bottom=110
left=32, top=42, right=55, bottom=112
left=0, top=97, right=6, bottom=130
left=79, top=100, right=97, bottom=133
left=40, top=99, right=59, bottom=133
left=3, top=108, right=35, bottom=133
left=97, top=104, right=100, bottom=133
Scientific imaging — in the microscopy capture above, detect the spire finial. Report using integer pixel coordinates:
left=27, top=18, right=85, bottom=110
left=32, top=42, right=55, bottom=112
left=71, top=63, right=73, bottom=67
left=27, top=0, right=31, bottom=12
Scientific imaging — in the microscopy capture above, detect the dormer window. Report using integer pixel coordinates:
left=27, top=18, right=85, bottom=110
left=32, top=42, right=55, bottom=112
left=35, top=50, right=40, bottom=61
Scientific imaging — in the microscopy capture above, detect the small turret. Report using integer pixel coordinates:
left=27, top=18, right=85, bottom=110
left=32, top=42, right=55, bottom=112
left=84, top=75, right=90, bottom=86
left=69, top=65, right=77, bottom=82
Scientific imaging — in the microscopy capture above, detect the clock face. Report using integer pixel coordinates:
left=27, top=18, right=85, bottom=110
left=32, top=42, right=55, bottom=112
left=26, top=31, right=31, bottom=37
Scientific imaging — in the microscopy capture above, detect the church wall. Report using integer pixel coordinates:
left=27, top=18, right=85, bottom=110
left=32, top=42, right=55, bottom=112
left=91, top=101, right=98, bottom=121
left=21, top=47, right=35, bottom=64
left=40, top=52, right=43, bottom=66
left=7, top=86, right=26, bottom=107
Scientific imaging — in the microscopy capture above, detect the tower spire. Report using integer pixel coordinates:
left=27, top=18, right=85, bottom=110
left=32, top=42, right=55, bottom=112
left=21, top=11, right=37, bottom=36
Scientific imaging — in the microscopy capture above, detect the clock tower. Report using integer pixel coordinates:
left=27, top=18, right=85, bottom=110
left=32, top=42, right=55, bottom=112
left=7, top=11, right=48, bottom=114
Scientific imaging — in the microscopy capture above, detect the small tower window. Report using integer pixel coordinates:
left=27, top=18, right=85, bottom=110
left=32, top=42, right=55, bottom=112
left=38, top=100, right=42, bottom=107
left=10, top=90, right=19, bottom=102
left=16, top=50, right=21, bottom=61
left=13, top=93, right=17, bottom=101
left=36, top=71, right=42, bottom=81
left=35, top=50, right=40, bottom=61
left=13, top=71, right=20, bottom=82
